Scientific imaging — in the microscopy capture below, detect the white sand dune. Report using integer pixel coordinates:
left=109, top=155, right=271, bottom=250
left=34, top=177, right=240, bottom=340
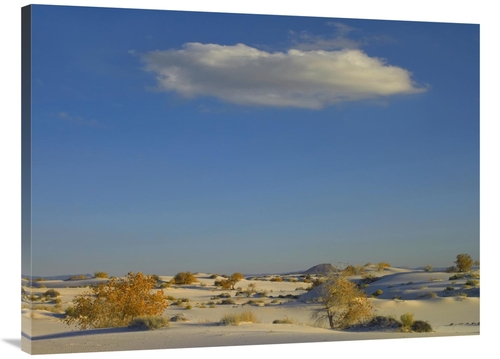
left=21, top=268, right=480, bottom=355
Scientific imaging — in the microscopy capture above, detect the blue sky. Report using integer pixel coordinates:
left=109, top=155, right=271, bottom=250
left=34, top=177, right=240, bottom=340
left=28, top=5, right=479, bottom=277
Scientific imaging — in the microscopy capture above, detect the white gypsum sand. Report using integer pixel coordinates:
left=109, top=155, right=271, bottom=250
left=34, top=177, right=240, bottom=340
left=21, top=266, right=479, bottom=355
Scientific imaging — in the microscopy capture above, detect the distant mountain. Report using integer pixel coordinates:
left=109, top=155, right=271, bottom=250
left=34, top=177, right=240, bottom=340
left=302, top=263, right=335, bottom=275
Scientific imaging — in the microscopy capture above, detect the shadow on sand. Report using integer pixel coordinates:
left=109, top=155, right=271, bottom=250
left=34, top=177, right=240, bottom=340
left=22, top=326, right=138, bottom=341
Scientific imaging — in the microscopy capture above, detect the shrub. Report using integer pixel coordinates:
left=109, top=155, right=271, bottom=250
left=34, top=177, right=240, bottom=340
left=377, top=262, right=391, bottom=272
left=94, top=272, right=108, bottom=278
left=411, top=320, right=432, bottom=332
left=219, top=298, right=235, bottom=305
left=424, top=265, right=433, bottom=272
left=214, top=272, right=244, bottom=290
left=454, top=254, right=474, bottom=272
left=361, top=273, right=380, bottom=284
left=209, top=274, right=218, bottom=279
left=417, top=292, right=437, bottom=299
left=43, top=289, right=60, bottom=298
left=311, top=271, right=372, bottom=329
left=68, top=275, right=87, bottom=281
left=343, top=265, right=366, bottom=276
left=170, top=314, right=188, bottom=322
left=371, top=289, right=383, bottom=298
left=400, top=312, right=414, bottom=331
left=465, top=279, right=479, bottom=286
left=64, top=272, right=168, bottom=329
left=444, top=286, right=454, bottom=291
left=171, top=271, right=198, bottom=285
left=220, top=311, right=257, bottom=325
left=128, top=315, right=169, bottom=330
left=449, top=273, right=465, bottom=280
left=243, top=283, right=257, bottom=297
left=446, top=266, right=458, bottom=273
left=214, top=279, right=232, bottom=290
left=363, top=316, right=402, bottom=330
left=270, top=276, right=283, bottom=282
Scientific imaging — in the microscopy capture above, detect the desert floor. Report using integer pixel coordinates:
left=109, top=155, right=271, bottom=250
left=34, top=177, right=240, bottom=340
left=21, top=265, right=479, bottom=355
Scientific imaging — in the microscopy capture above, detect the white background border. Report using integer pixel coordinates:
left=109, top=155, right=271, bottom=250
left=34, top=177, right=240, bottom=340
left=1, top=1, right=497, bottom=358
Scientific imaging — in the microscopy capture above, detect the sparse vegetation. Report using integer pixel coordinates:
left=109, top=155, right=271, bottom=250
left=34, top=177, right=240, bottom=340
left=214, top=272, right=244, bottom=290
left=424, top=265, right=433, bottom=272
left=417, top=292, right=438, bottom=299
left=67, top=274, right=87, bottom=281
left=454, top=254, right=474, bottom=273
left=94, top=272, right=108, bottom=278
left=376, top=262, right=391, bottom=272
left=43, top=289, right=60, bottom=298
left=64, top=272, right=168, bottom=329
left=400, top=312, right=414, bottom=332
left=128, top=315, right=169, bottom=330
left=311, top=269, right=372, bottom=329
left=411, top=320, right=433, bottom=332
left=371, top=289, right=383, bottom=298
left=171, top=271, right=198, bottom=285
left=220, top=311, right=257, bottom=325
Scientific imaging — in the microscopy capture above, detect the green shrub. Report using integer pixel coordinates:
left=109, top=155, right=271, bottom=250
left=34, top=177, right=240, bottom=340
left=270, top=276, right=283, bottom=282
left=454, top=254, right=474, bottom=272
left=444, top=286, right=454, bottom=291
left=400, top=312, right=414, bottom=330
left=94, top=272, right=108, bottom=278
left=411, top=320, right=432, bottom=332
left=128, top=316, right=169, bottom=330
left=371, top=289, right=383, bottom=298
left=465, top=279, right=479, bottom=286
left=424, top=265, right=433, bottom=272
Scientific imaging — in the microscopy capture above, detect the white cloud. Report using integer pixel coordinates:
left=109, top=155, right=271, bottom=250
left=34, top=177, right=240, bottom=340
left=140, top=42, right=426, bottom=109
left=57, top=112, right=105, bottom=127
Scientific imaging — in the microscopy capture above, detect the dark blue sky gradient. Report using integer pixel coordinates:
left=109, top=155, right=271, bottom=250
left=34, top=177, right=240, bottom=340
left=29, top=5, right=479, bottom=276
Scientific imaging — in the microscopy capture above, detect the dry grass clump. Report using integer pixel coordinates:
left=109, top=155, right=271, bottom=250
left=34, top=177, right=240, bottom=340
left=128, top=316, right=169, bottom=330
left=67, top=274, right=87, bottom=281
left=220, top=311, right=258, bottom=325
left=377, top=262, right=391, bottom=272
left=417, top=292, right=438, bottom=299
left=270, top=276, right=283, bottom=282
left=400, top=312, right=414, bottom=331
left=94, top=272, right=108, bottom=278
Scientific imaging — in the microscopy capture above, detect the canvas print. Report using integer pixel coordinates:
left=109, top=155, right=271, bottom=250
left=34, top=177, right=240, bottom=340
left=21, top=4, right=479, bottom=355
